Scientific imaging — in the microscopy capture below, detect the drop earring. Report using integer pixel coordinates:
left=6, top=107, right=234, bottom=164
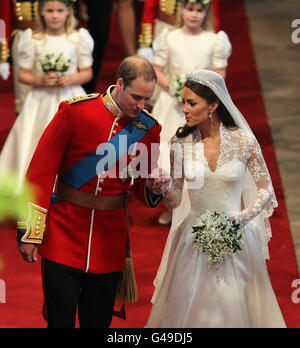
left=209, top=112, right=213, bottom=119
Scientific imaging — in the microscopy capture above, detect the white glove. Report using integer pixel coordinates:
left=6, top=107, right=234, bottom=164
left=137, top=47, right=154, bottom=64
left=0, top=62, right=10, bottom=80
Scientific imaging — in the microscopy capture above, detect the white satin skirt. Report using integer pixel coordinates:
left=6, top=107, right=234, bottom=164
left=146, top=214, right=287, bottom=328
left=0, top=84, right=85, bottom=190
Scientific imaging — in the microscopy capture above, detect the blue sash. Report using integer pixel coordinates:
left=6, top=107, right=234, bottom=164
left=59, top=110, right=156, bottom=189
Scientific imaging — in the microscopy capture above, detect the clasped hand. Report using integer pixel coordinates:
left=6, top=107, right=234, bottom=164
left=43, top=72, right=73, bottom=88
left=146, top=168, right=170, bottom=196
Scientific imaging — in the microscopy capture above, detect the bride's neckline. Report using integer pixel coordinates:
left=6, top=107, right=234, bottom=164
left=195, top=123, right=224, bottom=173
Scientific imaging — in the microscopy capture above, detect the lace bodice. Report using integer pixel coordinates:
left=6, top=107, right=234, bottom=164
left=164, top=124, right=275, bottom=226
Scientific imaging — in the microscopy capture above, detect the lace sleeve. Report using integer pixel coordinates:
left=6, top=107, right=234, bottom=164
left=163, top=137, right=185, bottom=209
left=235, top=135, right=276, bottom=226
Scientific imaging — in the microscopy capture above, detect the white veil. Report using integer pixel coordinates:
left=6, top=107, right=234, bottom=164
left=152, top=69, right=278, bottom=303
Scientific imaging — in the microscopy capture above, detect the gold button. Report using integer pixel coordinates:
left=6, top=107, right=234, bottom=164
left=97, top=187, right=102, bottom=193
left=99, top=178, right=104, bottom=184
left=112, top=130, right=117, bottom=135
left=114, top=123, right=119, bottom=127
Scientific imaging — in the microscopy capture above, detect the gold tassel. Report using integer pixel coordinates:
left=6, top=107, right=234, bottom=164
left=115, top=250, right=138, bottom=303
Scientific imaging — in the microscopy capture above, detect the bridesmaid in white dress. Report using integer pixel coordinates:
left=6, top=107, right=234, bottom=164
left=0, top=0, right=93, bottom=190
left=146, top=69, right=286, bottom=328
left=152, top=0, right=232, bottom=224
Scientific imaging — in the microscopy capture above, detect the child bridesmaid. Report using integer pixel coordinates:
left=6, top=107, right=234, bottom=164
left=0, top=0, right=94, bottom=190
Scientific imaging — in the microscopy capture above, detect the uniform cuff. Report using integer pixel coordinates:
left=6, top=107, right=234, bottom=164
left=145, top=186, right=163, bottom=208
left=17, top=203, right=47, bottom=244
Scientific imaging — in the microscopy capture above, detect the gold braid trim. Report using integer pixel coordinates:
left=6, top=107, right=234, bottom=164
left=138, top=23, right=153, bottom=48
left=17, top=203, right=47, bottom=244
left=14, top=1, right=39, bottom=22
left=160, top=0, right=178, bottom=15
left=0, top=40, right=10, bottom=63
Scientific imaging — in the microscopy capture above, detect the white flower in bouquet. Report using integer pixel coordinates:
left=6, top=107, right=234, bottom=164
left=192, top=210, right=243, bottom=269
left=40, top=53, right=71, bottom=73
left=55, top=54, right=71, bottom=73
left=169, top=73, right=188, bottom=103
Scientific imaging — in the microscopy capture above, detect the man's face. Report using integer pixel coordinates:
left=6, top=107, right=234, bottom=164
left=116, top=77, right=156, bottom=118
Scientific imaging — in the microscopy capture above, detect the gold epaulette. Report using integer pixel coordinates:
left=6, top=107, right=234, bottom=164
left=138, top=23, right=153, bottom=48
left=142, top=108, right=159, bottom=124
left=66, top=93, right=100, bottom=105
left=17, top=203, right=47, bottom=244
left=0, top=40, right=10, bottom=63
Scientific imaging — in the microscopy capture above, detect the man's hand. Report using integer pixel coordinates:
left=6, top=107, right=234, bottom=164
left=137, top=47, right=154, bottom=64
left=17, top=242, right=39, bottom=263
left=146, top=168, right=170, bottom=196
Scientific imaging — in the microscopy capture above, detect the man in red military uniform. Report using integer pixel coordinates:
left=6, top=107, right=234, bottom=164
left=17, top=55, right=169, bottom=328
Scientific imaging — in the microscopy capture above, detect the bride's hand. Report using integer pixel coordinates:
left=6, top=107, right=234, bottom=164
left=146, top=168, right=170, bottom=195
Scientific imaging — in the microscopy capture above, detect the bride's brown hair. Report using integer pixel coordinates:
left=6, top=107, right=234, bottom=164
left=176, top=79, right=238, bottom=138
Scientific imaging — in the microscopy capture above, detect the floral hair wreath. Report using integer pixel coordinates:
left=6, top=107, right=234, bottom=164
left=39, top=0, right=77, bottom=6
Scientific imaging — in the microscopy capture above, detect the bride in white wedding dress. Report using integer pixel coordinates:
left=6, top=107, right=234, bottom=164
left=146, top=69, right=286, bottom=328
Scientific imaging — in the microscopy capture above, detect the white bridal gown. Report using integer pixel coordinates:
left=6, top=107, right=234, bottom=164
left=0, top=28, right=93, bottom=189
left=146, top=124, right=286, bottom=328
left=152, top=28, right=232, bottom=147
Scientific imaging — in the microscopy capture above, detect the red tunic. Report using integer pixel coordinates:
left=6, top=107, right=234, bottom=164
left=25, top=87, right=161, bottom=273
left=0, top=0, right=12, bottom=62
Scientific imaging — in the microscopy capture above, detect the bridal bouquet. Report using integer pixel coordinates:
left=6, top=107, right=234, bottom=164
left=192, top=211, right=243, bottom=269
left=40, top=53, right=71, bottom=74
left=169, top=73, right=188, bottom=103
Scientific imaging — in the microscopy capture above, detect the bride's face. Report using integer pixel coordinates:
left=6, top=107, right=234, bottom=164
left=182, top=87, right=213, bottom=127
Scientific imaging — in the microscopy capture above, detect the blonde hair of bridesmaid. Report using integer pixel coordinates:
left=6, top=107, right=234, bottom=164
left=33, top=0, right=77, bottom=40
left=175, top=0, right=214, bottom=31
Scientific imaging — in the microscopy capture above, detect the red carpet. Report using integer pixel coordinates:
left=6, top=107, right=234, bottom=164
left=0, top=1, right=299, bottom=328
left=217, top=0, right=300, bottom=328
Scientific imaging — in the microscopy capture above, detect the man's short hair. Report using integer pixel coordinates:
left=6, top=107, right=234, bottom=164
left=116, top=55, right=157, bottom=88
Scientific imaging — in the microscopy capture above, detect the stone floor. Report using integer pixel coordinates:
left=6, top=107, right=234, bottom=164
left=245, top=0, right=300, bottom=272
